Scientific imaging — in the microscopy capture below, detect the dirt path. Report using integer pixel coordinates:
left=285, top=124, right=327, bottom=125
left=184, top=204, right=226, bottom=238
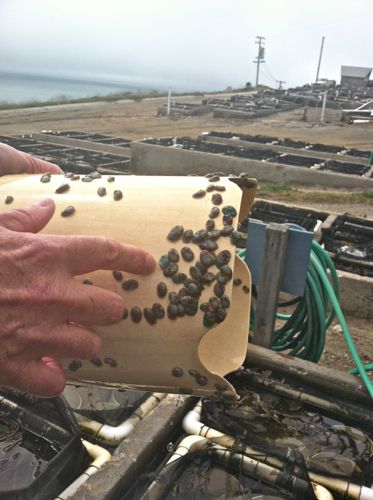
left=1, top=94, right=373, bottom=149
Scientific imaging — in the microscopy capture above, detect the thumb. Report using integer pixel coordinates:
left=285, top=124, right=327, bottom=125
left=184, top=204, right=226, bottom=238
left=0, top=143, right=63, bottom=174
left=0, top=198, right=56, bottom=233
left=9, top=358, right=66, bottom=397
left=23, top=152, right=63, bottom=174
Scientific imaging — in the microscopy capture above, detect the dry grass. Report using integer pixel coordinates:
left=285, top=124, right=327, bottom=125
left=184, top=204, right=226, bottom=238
left=258, top=183, right=373, bottom=205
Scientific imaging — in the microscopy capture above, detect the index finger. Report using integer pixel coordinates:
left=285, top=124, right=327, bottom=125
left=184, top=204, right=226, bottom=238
left=56, top=235, right=156, bottom=276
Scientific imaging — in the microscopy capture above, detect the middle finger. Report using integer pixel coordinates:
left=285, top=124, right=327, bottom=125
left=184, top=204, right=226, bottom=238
left=61, top=282, right=125, bottom=326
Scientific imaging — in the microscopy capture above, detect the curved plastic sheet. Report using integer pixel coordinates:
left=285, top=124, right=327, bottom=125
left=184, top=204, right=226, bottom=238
left=0, top=174, right=256, bottom=397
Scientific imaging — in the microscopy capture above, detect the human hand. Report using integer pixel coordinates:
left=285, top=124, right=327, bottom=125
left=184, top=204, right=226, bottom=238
left=0, top=142, right=63, bottom=175
left=0, top=198, right=155, bottom=397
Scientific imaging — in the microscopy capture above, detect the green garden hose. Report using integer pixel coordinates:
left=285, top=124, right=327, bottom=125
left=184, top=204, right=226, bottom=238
left=239, top=240, right=373, bottom=398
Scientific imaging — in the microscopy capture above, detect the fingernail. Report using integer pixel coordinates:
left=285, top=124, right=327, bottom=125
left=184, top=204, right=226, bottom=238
left=35, top=198, right=52, bottom=208
left=145, top=254, right=156, bottom=272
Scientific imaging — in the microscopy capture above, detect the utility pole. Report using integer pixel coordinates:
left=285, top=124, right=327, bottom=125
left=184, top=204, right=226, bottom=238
left=320, top=90, right=328, bottom=123
left=315, top=36, right=325, bottom=84
left=275, top=80, right=286, bottom=90
left=253, top=36, right=265, bottom=87
left=167, top=87, right=171, bottom=116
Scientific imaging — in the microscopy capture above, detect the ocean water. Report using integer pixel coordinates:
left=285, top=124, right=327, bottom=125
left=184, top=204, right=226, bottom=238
left=0, top=72, right=159, bottom=104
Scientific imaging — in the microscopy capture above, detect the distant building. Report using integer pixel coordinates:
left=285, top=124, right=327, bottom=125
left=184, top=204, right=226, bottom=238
left=340, top=65, right=372, bottom=88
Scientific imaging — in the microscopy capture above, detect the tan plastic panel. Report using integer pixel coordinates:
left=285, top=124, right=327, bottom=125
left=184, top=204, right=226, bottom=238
left=0, top=174, right=256, bottom=397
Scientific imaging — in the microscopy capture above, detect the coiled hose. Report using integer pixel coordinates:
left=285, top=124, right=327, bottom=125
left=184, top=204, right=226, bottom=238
left=239, top=240, right=373, bottom=398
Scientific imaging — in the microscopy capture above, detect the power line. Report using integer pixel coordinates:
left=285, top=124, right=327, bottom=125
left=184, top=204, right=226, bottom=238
left=262, top=63, right=277, bottom=82
left=275, top=80, right=286, bottom=90
left=261, top=65, right=276, bottom=82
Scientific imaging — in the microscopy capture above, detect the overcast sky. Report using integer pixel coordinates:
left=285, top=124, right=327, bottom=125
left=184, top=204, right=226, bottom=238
left=0, top=0, right=372, bottom=90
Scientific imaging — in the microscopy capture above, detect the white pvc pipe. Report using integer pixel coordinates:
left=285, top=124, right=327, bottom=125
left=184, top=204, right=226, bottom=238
left=145, top=434, right=333, bottom=500
left=211, top=446, right=334, bottom=500
left=77, top=393, right=166, bottom=445
left=166, top=435, right=208, bottom=464
left=183, top=402, right=373, bottom=500
left=312, top=483, right=335, bottom=500
left=55, top=440, right=111, bottom=499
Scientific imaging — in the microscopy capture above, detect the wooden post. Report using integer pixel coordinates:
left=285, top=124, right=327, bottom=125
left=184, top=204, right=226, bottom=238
left=252, top=223, right=289, bottom=347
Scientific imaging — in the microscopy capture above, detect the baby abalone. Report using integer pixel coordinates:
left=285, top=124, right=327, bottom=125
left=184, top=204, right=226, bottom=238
left=113, top=190, right=123, bottom=201
left=220, top=265, right=233, bottom=280
left=182, top=229, right=194, bottom=243
left=168, top=292, right=179, bottom=305
left=187, top=282, right=201, bottom=297
left=68, top=360, right=82, bottom=372
left=223, top=215, right=233, bottom=226
left=61, top=206, right=75, bottom=217
left=181, top=246, right=194, bottom=262
left=202, top=272, right=216, bottom=284
left=104, top=357, right=117, bottom=367
left=196, top=374, right=208, bottom=386
left=89, top=171, right=102, bottom=179
left=159, top=255, right=170, bottom=270
left=205, top=219, right=215, bottom=231
left=203, top=311, right=217, bottom=327
left=167, top=225, right=184, bottom=242
left=220, top=295, right=231, bottom=309
left=208, top=297, right=220, bottom=311
left=213, top=283, right=225, bottom=298
left=199, top=240, right=218, bottom=252
left=90, top=357, right=103, bottom=367
left=220, top=225, right=234, bottom=237
left=192, top=229, right=208, bottom=243
left=122, top=279, right=139, bottom=291
left=209, top=206, right=220, bottom=219
left=40, top=173, right=51, bottom=183
left=208, top=230, right=221, bottom=241
left=163, top=263, right=178, bottom=278
left=55, top=183, right=70, bottom=194
left=172, top=367, right=184, bottom=377
left=199, top=302, right=209, bottom=312
left=211, top=193, right=223, bottom=205
left=167, top=304, right=178, bottom=319
left=222, top=205, right=237, bottom=218
left=130, top=306, right=142, bottom=323
left=200, top=250, right=216, bottom=267
left=168, top=248, right=180, bottom=263
left=113, top=270, right=123, bottom=282
left=231, top=230, right=246, bottom=246
left=152, top=303, right=165, bottom=319
left=172, top=272, right=187, bottom=284
left=144, top=307, right=156, bottom=325
left=192, top=189, right=206, bottom=199
left=157, top=281, right=168, bottom=298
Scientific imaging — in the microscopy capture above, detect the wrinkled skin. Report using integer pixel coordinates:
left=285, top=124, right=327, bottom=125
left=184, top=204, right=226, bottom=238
left=0, top=144, right=155, bottom=396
